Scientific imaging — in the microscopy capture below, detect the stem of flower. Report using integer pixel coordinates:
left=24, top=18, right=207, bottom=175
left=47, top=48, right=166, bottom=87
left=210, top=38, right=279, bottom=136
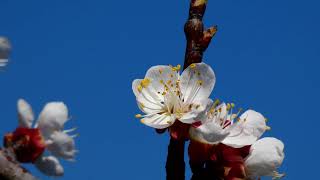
left=166, top=1, right=217, bottom=180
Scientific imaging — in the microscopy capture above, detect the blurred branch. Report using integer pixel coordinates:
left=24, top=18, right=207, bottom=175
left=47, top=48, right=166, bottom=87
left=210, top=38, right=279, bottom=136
left=166, top=1, right=217, bottom=180
left=0, top=149, right=37, bottom=180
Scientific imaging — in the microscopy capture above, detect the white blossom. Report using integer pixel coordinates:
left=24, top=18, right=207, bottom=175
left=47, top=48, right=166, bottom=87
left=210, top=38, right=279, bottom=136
left=132, top=63, right=215, bottom=129
left=190, top=100, right=268, bottom=147
left=17, top=99, right=78, bottom=176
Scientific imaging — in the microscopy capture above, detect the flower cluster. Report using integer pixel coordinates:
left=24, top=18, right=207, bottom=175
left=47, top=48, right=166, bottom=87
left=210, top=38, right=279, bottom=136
left=132, top=63, right=285, bottom=180
left=3, top=99, right=78, bottom=177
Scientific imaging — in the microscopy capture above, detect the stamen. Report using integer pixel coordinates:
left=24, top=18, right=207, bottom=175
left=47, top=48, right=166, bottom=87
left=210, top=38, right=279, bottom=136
left=231, top=103, right=235, bottom=108
left=226, top=103, right=231, bottom=111
left=141, top=78, right=151, bottom=88
left=139, top=103, right=145, bottom=108
left=137, top=85, right=143, bottom=93
left=272, top=171, right=285, bottom=180
left=64, top=127, right=78, bottom=134
left=71, top=134, right=79, bottom=139
left=265, top=126, right=271, bottom=131
left=135, top=114, right=142, bottom=118
left=190, top=63, right=196, bottom=69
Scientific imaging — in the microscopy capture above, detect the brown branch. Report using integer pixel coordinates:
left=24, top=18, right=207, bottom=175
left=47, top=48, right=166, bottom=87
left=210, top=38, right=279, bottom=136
left=166, top=1, right=217, bottom=180
left=0, top=149, right=38, bottom=180
left=183, top=0, right=217, bottom=69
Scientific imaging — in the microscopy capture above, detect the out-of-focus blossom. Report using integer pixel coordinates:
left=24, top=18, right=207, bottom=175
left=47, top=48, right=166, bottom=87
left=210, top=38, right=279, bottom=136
left=0, top=36, right=11, bottom=67
left=132, top=63, right=215, bottom=129
left=4, top=99, right=78, bottom=177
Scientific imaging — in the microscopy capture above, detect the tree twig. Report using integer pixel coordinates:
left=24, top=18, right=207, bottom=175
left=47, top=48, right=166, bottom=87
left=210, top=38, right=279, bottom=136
left=0, top=149, right=37, bottom=180
left=166, top=1, right=217, bottom=180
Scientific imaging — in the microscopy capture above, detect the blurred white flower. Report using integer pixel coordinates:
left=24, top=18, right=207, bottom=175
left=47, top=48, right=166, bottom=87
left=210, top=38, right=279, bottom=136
left=17, top=99, right=78, bottom=176
left=132, top=63, right=215, bottom=129
left=245, top=137, right=285, bottom=180
left=190, top=100, right=268, bottom=147
left=0, top=36, right=11, bottom=67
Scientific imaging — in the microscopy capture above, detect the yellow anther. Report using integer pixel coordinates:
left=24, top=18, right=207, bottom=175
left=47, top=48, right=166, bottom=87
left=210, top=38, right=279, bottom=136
left=140, top=119, right=145, bottom=123
left=141, top=78, right=151, bottom=88
left=139, top=103, right=145, bottom=108
left=213, top=99, right=220, bottom=107
left=137, top=85, right=143, bottom=93
left=176, top=64, right=181, bottom=71
left=159, top=69, right=163, bottom=74
left=162, top=92, right=167, bottom=96
left=231, top=103, right=235, bottom=108
left=218, top=108, right=222, bottom=112
left=160, top=80, right=164, bottom=84
left=167, top=80, right=172, bottom=85
left=265, top=126, right=271, bottom=131
left=197, top=80, right=203, bottom=86
left=197, top=72, right=201, bottom=76
left=190, top=63, right=196, bottom=69
left=195, top=104, right=200, bottom=109
left=170, top=74, right=174, bottom=78
left=171, top=65, right=181, bottom=71
left=227, top=103, right=231, bottom=110
left=135, top=114, right=142, bottom=118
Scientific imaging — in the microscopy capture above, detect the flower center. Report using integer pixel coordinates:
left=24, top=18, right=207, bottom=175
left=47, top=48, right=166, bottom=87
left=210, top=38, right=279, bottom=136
left=4, top=127, right=46, bottom=163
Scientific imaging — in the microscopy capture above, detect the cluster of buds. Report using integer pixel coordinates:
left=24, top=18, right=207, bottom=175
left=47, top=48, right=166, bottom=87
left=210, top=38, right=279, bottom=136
left=3, top=99, right=78, bottom=177
left=132, top=63, right=285, bottom=180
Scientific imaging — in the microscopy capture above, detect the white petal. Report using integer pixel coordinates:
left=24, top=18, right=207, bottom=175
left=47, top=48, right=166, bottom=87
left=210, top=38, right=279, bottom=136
left=37, top=102, right=69, bottom=138
left=47, top=131, right=77, bottom=160
left=189, top=121, right=229, bottom=144
left=196, top=99, right=214, bottom=121
left=141, top=113, right=174, bottom=129
left=145, top=65, right=178, bottom=104
left=222, top=110, right=267, bottom=148
left=34, top=155, right=64, bottom=177
left=180, top=63, right=215, bottom=104
left=17, top=99, right=34, bottom=128
left=0, top=59, right=8, bottom=67
left=145, top=65, right=179, bottom=86
left=245, top=137, right=285, bottom=179
left=179, top=99, right=209, bottom=124
left=132, top=79, right=165, bottom=114
left=132, top=79, right=143, bottom=97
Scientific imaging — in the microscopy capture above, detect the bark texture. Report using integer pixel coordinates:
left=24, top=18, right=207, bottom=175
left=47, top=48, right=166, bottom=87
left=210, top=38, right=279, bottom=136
left=0, top=149, right=37, bottom=180
left=166, top=0, right=217, bottom=180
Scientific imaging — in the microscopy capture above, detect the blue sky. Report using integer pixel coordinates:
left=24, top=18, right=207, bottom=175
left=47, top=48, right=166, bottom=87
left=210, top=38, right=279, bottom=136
left=0, top=0, right=319, bottom=179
